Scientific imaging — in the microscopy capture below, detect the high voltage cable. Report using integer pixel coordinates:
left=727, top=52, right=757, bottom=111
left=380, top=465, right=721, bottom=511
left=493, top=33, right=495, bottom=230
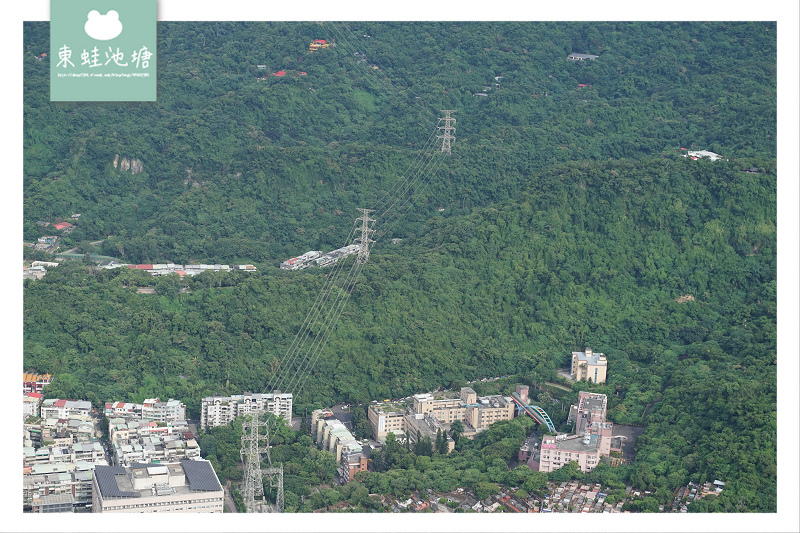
left=324, top=21, right=438, bottom=124
left=243, top=22, right=459, bottom=513
left=324, top=21, right=446, bottom=212
left=264, top=23, right=451, bottom=399
left=266, top=222, right=360, bottom=395
left=257, top=22, right=454, bottom=437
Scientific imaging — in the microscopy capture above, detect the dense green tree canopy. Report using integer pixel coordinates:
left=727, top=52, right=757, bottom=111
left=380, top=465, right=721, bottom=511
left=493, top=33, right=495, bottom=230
left=23, top=21, right=776, bottom=512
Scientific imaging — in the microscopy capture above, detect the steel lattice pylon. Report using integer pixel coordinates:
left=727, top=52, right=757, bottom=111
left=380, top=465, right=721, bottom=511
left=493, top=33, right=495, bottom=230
left=240, top=413, right=284, bottom=513
left=437, top=110, right=456, bottom=155
left=354, top=208, right=376, bottom=264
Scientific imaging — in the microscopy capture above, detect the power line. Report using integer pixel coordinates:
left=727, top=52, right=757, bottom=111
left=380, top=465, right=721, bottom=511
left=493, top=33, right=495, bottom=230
left=242, top=23, right=459, bottom=513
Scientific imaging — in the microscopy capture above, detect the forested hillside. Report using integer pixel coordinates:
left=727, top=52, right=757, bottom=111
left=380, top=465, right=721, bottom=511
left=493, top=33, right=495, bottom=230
left=24, top=21, right=775, bottom=262
left=23, top=22, right=776, bottom=512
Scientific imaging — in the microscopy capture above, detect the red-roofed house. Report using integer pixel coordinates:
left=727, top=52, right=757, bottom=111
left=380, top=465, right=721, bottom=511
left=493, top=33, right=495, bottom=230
left=53, top=222, right=73, bottom=231
left=273, top=71, right=286, bottom=77
left=23, top=393, right=43, bottom=418
left=309, top=39, right=333, bottom=52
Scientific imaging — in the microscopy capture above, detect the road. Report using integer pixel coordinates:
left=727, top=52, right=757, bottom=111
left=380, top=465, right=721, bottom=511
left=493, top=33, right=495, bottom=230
left=330, top=404, right=353, bottom=429
left=224, top=480, right=238, bottom=513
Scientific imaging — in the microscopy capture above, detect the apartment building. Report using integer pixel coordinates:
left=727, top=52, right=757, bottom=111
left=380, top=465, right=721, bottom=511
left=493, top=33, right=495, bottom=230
left=24, top=441, right=106, bottom=468
left=23, top=463, right=96, bottom=511
left=339, top=443, right=368, bottom=484
left=104, top=398, right=186, bottom=424
left=40, top=399, right=92, bottom=420
left=368, top=387, right=516, bottom=442
left=570, top=348, right=608, bottom=384
left=538, top=433, right=603, bottom=473
left=113, top=436, right=201, bottom=466
left=92, top=460, right=224, bottom=513
left=24, top=392, right=43, bottom=419
left=571, top=391, right=614, bottom=456
left=537, top=392, right=619, bottom=474
left=142, top=398, right=186, bottom=423
left=200, top=391, right=293, bottom=430
left=108, top=418, right=189, bottom=445
left=310, top=412, right=368, bottom=484
left=367, top=402, right=407, bottom=442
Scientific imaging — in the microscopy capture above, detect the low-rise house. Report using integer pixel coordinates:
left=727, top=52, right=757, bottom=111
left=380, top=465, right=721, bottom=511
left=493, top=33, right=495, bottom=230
left=683, top=150, right=724, bottom=161
left=23, top=266, right=48, bottom=280
left=108, top=418, right=189, bottom=445
left=112, top=434, right=200, bottom=466
left=567, top=53, right=599, bottom=60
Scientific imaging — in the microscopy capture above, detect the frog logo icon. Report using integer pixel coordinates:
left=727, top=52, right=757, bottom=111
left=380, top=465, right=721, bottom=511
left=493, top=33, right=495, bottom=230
left=84, top=10, right=123, bottom=41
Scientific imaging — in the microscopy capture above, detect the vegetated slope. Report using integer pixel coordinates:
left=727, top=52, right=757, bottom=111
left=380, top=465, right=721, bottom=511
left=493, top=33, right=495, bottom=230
left=25, top=154, right=776, bottom=510
left=24, top=21, right=776, bottom=512
left=24, top=21, right=775, bottom=265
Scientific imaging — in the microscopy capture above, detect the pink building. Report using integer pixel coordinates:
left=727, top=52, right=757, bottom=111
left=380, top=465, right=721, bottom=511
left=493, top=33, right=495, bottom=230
left=538, top=434, right=602, bottom=473
left=537, top=392, right=619, bottom=474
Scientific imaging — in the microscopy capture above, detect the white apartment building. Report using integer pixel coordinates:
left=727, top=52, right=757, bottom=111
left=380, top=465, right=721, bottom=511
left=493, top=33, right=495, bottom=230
left=200, top=391, right=293, bottom=430
left=113, top=436, right=201, bottom=466
left=24, top=393, right=43, bottom=419
left=92, top=460, right=224, bottom=513
left=142, top=398, right=186, bottom=423
left=41, top=399, right=92, bottom=420
left=104, top=398, right=186, bottom=423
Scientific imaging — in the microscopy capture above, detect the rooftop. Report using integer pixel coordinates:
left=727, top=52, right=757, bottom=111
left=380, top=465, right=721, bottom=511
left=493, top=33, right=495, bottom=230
left=94, top=460, right=222, bottom=500
left=547, top=435, right=599, bottom=453
left=573, top=350, right=606, bottom=366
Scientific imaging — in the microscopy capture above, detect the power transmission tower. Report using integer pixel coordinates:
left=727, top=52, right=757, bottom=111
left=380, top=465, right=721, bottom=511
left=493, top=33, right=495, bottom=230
left=240, top=411, right=284, bottom=513
left=354, top=208, right=376, bottom=264
left=437, top=110, right=456, bottom=155
left=240, top=414, right=264, bottom=512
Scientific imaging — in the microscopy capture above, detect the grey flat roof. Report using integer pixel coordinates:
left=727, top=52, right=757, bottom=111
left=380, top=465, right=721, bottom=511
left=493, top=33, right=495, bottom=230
left=556, top=437, right=598, bottom=453
left=94, top=465, right=141, bottom=498
left=181, top=460, right=222, bottom=492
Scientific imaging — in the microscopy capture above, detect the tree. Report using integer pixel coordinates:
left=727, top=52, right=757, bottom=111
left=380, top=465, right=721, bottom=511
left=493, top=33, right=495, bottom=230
left=450, top=420, right=464, bottom=445
left=474, top=481, right=500, bottom=501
